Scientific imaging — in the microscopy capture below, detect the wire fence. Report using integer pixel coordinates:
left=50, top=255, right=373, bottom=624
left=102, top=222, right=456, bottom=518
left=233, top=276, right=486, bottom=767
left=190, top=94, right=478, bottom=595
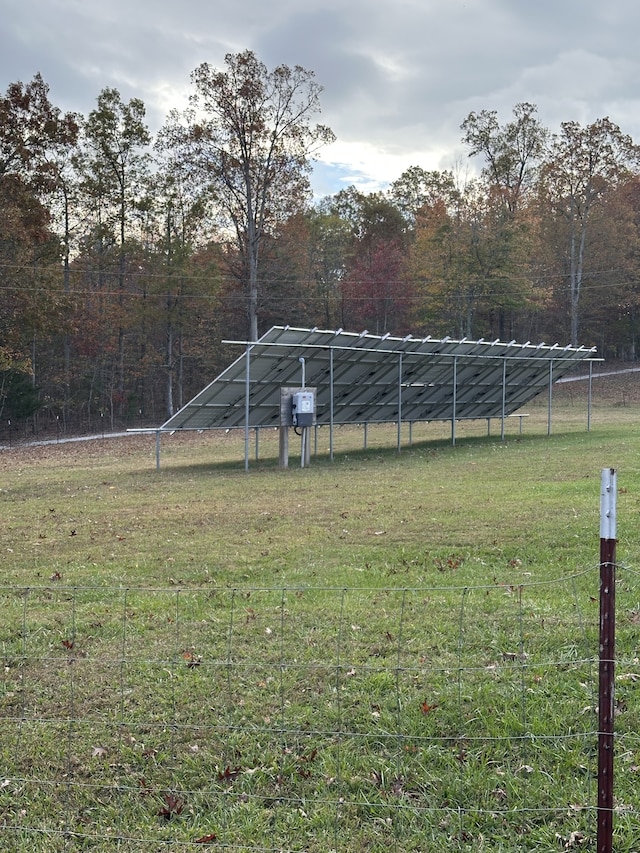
left=1, top=567, right=640, bottom=851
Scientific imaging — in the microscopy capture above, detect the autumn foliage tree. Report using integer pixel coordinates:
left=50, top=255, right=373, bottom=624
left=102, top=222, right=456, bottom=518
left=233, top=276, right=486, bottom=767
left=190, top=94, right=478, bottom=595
left=539, top=118, right=640, bottom=344
left=75, top=88, right=151, bottom=419
left=329, top=188, right=413, bottom=334
left=0, top=73, right=78, bottom=422
left=459, top=103, right=547, bottom=338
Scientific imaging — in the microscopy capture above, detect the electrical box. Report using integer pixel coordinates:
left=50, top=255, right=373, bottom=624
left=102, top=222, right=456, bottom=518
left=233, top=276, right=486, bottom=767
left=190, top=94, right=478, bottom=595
left=291, top=391, right=315, bottom=427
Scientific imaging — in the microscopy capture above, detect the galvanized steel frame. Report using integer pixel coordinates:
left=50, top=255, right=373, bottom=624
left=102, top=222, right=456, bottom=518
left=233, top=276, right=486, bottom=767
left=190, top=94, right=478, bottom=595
left=158, top=326, right=600, bottom=466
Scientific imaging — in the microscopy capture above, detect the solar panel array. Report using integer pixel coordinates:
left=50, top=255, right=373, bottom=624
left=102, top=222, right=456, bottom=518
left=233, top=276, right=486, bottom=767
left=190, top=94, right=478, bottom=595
left=160, top=326, right=599, bottom=432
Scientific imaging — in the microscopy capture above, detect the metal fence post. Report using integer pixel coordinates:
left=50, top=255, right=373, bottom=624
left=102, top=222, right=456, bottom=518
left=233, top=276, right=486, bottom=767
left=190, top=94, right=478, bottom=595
left=597, top=467, right=617, bottom=853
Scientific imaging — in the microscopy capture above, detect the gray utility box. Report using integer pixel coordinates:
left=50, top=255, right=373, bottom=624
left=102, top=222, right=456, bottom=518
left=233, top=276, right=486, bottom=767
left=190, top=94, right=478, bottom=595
left=291, top=390, right=315, bottom=427
left=280, top=387, right=317, bottom=428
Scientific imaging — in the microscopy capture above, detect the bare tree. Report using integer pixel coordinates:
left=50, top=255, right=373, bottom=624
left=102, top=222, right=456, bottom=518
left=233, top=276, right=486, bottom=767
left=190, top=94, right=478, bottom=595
left=160, top=50, right=335, bottom=341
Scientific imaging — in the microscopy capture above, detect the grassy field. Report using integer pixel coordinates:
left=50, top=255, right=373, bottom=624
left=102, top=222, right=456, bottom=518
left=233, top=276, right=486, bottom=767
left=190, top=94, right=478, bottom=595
left=1, top=372, right=640, bottom=851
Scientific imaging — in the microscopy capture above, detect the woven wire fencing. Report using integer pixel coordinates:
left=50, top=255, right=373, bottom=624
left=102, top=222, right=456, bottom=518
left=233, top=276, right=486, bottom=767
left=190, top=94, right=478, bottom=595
left=1, top=568, right=640, bottom=852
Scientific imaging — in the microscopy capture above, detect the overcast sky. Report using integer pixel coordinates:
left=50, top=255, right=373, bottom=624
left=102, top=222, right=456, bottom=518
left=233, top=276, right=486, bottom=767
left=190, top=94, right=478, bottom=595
left=3, top=0, right=640, bottom=197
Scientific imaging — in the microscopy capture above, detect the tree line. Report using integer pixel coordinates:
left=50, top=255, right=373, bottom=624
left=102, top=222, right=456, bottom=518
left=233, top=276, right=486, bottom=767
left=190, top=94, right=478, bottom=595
left=2, top=51, right=640, bottom=435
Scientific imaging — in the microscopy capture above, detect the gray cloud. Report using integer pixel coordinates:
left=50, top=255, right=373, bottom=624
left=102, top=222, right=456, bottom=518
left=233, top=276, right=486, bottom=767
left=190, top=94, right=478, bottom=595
left=3, top=0, right=640, bottom=193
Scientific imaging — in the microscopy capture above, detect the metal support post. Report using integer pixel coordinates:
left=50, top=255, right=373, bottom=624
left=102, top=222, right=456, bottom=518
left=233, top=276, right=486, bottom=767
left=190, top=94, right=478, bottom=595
left=588, top=361, right=593, bottom=432
left=397, top=353, right=403, bottom=452
left=329, top=348, right=334, bottom=462
left=547, top=360, right=553, bottom=436
left=451, top=357, right=458, bottom=446
left=244, top=344, right=251, bottom=471
left=597, top=467, right=617, bottom=853
left=501, top=358, right=507, bottom=441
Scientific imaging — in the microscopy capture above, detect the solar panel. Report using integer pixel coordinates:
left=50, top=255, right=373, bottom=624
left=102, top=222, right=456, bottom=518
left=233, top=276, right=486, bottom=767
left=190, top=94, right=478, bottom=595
left=159, top=326, right=599, bottom=432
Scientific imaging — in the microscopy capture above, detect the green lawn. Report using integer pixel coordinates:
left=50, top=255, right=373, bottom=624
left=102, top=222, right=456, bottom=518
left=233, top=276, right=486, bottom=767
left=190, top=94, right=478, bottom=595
left=1, top=379, right=640, bottom=850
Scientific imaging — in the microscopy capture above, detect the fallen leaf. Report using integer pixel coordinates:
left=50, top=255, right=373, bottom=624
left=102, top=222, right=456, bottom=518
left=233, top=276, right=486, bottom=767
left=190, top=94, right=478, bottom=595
left=157, top=793, right=184, bottom=820
left=217, top=766, right=241, bottom=782
left=563, top=830, right=587, bottom=848
left=183, top=651, right=201, bottom=668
